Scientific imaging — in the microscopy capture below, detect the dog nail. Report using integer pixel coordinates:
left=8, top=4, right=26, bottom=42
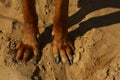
left=55, top=55, right=60, bottom=64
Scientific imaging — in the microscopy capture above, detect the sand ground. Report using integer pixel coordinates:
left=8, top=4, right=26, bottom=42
left=0, top=0, right=120, bottom=80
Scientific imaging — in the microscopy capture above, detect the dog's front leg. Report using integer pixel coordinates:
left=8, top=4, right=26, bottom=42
left=53, top=0, right=75, bottom=65
left=15, top=0, right=40, bottom=63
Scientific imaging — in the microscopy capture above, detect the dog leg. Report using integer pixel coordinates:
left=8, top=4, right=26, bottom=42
left=53, top=0, right=75, bottom=65
left=15, top=0, right=40, bottom=63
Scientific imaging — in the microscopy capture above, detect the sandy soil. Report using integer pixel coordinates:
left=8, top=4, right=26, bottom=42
left=0, top=0, right=120, bottom=80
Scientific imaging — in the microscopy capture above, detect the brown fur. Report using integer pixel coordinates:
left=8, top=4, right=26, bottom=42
left=15, top=0, right=74, bottom=64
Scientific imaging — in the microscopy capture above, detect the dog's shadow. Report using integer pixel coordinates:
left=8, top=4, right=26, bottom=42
left=69, top=0, right=120, bottom=40
left=39, top=0, right=120, bottom=48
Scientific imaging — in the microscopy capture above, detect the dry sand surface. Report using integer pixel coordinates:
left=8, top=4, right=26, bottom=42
left=0, top=0, right=120, bottom=80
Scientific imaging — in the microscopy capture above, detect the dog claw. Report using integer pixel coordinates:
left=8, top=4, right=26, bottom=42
left=67, top=59, right=73, bottom=66
left=55, top=55, right=60, bottom=64
left=69, top=59, right=73, bottom=65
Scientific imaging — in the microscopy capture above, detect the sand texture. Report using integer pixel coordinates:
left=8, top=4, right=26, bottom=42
left=0, top=0, right=120, bottom=80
